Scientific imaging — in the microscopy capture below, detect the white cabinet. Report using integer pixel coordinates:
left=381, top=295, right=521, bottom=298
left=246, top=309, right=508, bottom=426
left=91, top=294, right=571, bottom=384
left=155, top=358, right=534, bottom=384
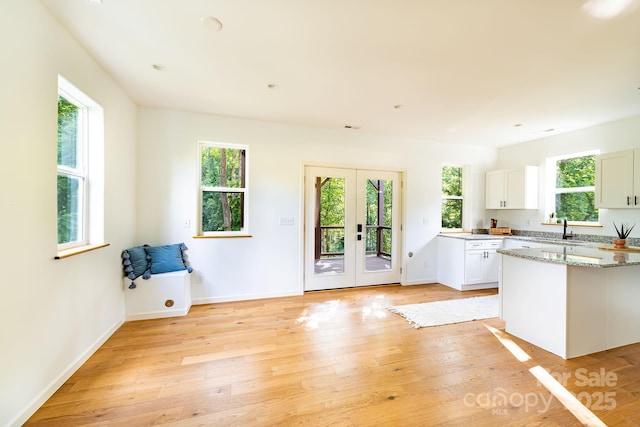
left=486, top=166, right=538, bottom=209
left=595, top=149, right=640, bottom=208
left=464, top=240, right=501, bottom=285
left=437, top=237, right=501, bottom=291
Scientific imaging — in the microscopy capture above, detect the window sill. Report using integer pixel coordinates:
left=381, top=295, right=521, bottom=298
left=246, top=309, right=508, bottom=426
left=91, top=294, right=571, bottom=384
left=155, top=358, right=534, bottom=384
left=192, top=235, right=253, bottom=239
left=55, top=243, right=110, bottom=259
left=540, top=222, right=602, bottom=228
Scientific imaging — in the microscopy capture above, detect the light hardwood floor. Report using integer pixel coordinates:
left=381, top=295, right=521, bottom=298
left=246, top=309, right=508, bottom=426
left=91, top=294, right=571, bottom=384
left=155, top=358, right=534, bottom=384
left=26, top=283, right=640, bottom=426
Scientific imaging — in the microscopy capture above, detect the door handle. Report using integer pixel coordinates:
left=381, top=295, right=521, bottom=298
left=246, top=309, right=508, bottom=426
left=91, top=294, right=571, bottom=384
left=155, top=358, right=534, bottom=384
left=357, top=224, right=363, bottom=232
left=357, top=234, right=362, bottom=241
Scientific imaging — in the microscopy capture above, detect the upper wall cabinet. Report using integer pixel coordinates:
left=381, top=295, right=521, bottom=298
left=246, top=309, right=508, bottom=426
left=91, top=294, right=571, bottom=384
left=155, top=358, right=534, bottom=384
left=486, top=166, right=538, bottom=209
left=595, top=149, right=640, bottom=208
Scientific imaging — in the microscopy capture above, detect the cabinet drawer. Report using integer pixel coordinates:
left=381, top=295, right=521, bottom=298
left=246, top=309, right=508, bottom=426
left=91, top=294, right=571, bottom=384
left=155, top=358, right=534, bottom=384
left=485, top=241, right=502, bottom=249
left=465, top=240, right=503, bottom=250
left=465, top=241, right=485, bottom=250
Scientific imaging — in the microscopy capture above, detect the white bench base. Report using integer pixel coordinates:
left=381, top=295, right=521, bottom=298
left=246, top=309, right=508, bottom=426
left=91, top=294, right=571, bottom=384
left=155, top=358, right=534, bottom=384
left=123, top=270, right=191, bottom=321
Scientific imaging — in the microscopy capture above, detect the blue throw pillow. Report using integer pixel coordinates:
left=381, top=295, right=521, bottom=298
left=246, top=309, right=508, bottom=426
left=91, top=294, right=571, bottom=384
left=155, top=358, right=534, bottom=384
left=121, top=246, right=151, bottom=280
left=146, top=243, right=187, bottom=274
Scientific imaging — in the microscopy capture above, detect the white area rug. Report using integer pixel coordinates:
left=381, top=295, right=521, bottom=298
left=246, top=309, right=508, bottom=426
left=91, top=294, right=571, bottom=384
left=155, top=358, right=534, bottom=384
left=387, top=294, right=499, bottom=328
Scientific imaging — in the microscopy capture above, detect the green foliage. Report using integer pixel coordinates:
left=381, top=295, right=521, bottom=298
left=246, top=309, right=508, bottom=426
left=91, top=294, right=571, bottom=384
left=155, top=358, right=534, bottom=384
left=58, top=96, right=79, bottom=168
left=202, top=192, right=244, bottom=232
left=442, top=166, right=462, bottom=197
left=365, top=180, right=393, bottom=253
left=318, top=178, right=394, bottom=255
left=441, top=166, right=462, bottom=229
left=556, top=155, right=594, bottom=188
left=57, top=96, right=81, bottom=244
left=57, top=174, right=80, bottom=244
left=201, top=146, right=243, bottom=188
left=201, top=146, right=245, bottom=231
left=319, top=177, right=346, bottom=254
left=319, top=178, right=345, bottom=227
left=555, top=155, right=598, bottom=222
left=556, top=193, right=598, bottom=222
left=442, top=199, right=462, bottom=229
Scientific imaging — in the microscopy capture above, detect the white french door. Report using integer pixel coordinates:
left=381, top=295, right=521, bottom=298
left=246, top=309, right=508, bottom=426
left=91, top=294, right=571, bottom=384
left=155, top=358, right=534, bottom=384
left=304, top=166, right=402, bottom=291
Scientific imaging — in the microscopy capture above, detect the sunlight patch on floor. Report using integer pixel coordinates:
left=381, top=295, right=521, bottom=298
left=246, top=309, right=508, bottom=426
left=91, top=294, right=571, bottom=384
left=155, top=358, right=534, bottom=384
left=486, top=324, right=607, bottom=426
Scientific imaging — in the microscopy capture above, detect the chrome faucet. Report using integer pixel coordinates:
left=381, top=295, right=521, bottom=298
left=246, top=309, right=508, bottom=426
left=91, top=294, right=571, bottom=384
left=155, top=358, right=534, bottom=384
left=563, top=219, right=573, bottom=240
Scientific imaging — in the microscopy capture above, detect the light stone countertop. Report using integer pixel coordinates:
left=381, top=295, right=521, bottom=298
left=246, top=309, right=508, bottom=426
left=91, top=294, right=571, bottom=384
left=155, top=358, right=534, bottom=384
left=497, top=245, right=640, bottom=268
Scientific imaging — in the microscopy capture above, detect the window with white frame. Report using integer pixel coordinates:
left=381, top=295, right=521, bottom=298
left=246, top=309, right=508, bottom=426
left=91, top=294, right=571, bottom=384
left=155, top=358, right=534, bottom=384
left=198, top=141, right=248, bottom=235
left=549, top=152, right=599, bottom=224
left=441, top=165, right=464, bottom=230
left=57, top=76, right=104, bottom=251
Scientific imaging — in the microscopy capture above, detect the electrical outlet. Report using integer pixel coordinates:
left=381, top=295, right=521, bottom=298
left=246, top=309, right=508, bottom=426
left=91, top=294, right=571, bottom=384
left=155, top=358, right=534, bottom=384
left=183, top=219, right=190, bottom=228
left=279, top=217, right=295, bottom=226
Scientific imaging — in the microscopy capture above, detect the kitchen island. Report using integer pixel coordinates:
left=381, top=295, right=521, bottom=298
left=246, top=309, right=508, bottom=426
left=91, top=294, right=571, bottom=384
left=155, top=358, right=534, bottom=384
left=498, top=245, right=640, bottom=359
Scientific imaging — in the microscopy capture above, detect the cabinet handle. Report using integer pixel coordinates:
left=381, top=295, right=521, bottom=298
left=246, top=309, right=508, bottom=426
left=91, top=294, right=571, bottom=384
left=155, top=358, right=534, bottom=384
left=628, top=196, right=631, bottom=206
left=636, top=196, right=638, bottom=206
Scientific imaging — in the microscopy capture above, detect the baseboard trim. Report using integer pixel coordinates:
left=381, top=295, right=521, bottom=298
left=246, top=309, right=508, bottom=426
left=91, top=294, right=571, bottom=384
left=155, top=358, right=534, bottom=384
left=192, top=290, right=302, bottom=305
left=402, top=277, right=438, bottom=286
left=10, top=318, right=124, bottom=427
left=125, top=306, right=191, bottom=321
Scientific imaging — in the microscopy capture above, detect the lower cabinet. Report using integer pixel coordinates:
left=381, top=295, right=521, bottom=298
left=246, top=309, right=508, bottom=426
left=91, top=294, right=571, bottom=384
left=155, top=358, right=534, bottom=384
left=437, top=237, right=501, bottom=291
left=464, top=247, right=500, bottom=284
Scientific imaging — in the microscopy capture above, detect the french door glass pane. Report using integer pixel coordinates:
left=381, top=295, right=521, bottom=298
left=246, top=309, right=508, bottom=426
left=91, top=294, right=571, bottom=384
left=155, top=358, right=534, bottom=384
left=314, top=177, right=345, bottom=275
left=365, top=179, right=392, bottom=272
left=57, top=174, right=82, bottom=244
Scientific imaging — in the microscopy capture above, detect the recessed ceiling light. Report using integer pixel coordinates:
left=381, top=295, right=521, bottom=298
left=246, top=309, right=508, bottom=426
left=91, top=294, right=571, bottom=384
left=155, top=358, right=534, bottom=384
left=344, top=125, right=360, bottom=130
left=201, top=16, right=223, bottom=32
left=393, top=104, right=402, bottom=109
left=152, top=64, right=167, bottom=72
left=267, top=83, right=279, bottom=90
left=87, top=0, right=103, bottom=4
left=514, top=123, right=523, bottom=127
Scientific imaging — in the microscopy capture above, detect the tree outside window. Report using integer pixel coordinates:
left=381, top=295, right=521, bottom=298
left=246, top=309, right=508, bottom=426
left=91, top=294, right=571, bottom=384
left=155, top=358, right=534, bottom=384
left=199, top=142, right=248, bottom=235
left=554, top=154, right=598, bottom=223
left=442, top=165, right=463, bottom=229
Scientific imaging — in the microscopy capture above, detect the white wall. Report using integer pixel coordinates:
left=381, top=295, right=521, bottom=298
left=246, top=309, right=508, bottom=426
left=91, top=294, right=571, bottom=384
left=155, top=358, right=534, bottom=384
left=0, top=1, right=138, bottom=425
left=492, top=115, right=640, bottom=238
left=137, top=108, right=498, bottom=300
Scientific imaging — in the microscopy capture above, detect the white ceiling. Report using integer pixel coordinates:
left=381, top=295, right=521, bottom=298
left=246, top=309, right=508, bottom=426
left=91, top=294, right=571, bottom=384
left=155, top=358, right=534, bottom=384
left=41, top=0, right=640, bottom=148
